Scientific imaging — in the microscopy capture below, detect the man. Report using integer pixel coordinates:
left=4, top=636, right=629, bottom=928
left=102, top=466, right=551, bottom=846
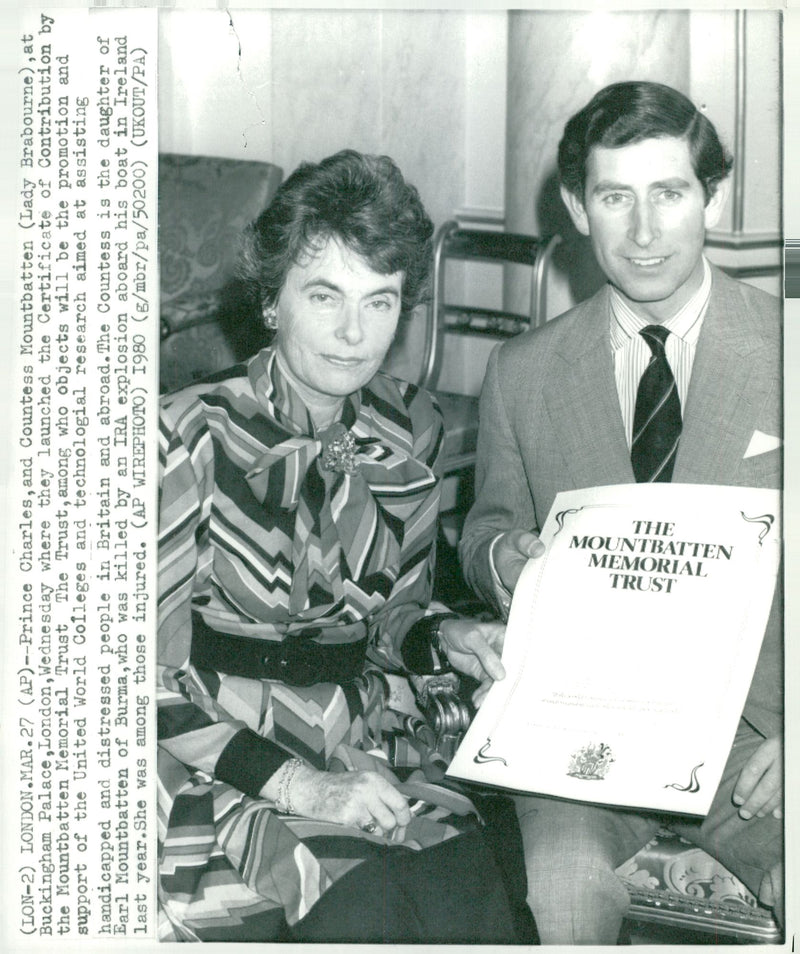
left=459, top=81, right=783, bottom=943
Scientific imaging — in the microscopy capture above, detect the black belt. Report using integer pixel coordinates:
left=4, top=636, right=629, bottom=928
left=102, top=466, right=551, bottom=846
left=190, top=612, right=368, bottom=687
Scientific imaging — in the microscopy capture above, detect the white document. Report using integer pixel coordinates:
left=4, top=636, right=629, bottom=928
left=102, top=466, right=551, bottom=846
left=448, top=483, right=781, bottom=816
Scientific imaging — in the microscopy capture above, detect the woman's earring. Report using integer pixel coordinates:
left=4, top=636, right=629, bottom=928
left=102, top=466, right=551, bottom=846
left=263, top=307, right=278, bottom=331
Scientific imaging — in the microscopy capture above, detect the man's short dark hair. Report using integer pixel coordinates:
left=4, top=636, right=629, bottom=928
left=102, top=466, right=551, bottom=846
left=240, top=149, right=434, bottom=321
left=558, top=81, right=734, bottom=203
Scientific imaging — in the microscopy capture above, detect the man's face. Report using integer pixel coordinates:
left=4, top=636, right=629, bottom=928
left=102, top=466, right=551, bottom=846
left=561, top=135, right=729, bottom=322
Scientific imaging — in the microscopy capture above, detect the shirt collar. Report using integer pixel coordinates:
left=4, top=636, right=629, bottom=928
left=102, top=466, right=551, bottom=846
left=610, top=256, right=712, bottom=351
left=248, top=346, right=358, bottom=437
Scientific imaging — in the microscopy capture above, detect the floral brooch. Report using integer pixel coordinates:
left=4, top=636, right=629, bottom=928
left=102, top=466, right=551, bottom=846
left=320, top=424, right=359, bottom=475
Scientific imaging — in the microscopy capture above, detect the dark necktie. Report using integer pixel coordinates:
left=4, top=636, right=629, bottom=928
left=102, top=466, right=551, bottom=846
left=631, top=325, right=682, bottom=482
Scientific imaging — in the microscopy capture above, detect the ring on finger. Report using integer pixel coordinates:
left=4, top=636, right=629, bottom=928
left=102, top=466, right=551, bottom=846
left=360, top=820, right=378, bottom=834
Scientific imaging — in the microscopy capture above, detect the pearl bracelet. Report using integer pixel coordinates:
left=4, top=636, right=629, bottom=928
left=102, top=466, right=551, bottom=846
left=275, top=757, right=302, bottom=815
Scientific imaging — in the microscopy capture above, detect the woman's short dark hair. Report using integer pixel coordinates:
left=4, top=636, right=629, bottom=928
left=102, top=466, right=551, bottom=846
left=239, top=149, right=434, bottom=321
left=558, top=81, right=733, bottom=203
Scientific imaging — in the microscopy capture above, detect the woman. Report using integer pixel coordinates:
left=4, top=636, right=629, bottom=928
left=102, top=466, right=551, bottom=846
left=157, top=150, right=530, bottom=942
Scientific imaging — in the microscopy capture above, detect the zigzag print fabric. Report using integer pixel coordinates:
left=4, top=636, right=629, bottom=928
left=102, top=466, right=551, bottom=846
left=156, top=348, right=476, bottom=940
left=157, top=670, right=480, bottom=941
left=158, top=349, right=444, bottom=663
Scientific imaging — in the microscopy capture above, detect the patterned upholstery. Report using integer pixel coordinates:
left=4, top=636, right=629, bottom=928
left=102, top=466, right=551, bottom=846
left=617, top=827, right=781, bottom=942
left=158, top=153, right=283, bottom=392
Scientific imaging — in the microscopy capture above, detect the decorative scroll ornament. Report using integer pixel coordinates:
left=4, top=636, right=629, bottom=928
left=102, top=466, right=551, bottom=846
left=664, top=762, right=704, bottom=793
left=740, top=511, right=775, bottom=546
left=553, top=507, right=581, bottom=537
left=474, top=738, right=508, bottom=766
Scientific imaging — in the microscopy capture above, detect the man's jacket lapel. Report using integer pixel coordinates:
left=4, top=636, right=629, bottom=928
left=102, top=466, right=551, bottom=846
left=542, top=288, right=634, bottom=491
left=674, top=268, right=772, bottom=485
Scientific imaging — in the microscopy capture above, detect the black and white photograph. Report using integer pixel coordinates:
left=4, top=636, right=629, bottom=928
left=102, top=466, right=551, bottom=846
left=3, top=3, right=796, bottom=950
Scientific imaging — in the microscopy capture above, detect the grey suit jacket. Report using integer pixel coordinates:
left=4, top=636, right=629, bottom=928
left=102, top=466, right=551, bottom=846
left=460, top=266, right=782, bottom=737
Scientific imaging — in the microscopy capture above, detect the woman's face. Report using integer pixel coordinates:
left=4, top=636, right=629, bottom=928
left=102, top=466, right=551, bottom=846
left=274, top=236, right=403, bottom=399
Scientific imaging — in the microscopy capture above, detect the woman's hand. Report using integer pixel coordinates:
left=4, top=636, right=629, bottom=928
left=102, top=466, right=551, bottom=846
left=438, top=617, right=506, bottom=707
left=267, top=762, right=412, bottom=837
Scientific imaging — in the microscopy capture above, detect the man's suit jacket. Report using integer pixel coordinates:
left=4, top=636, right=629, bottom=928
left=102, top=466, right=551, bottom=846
left=459, top=265, right=782, bottom=738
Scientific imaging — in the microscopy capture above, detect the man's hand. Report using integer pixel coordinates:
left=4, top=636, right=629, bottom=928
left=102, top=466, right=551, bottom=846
left=732, top=736, right=782, bottom=820
left=437, top=617, right=506, bottom=707
left=494, top=529, right=545, bottom=593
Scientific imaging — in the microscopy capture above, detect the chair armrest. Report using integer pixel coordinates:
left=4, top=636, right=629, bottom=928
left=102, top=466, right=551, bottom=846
left=410, top=674, right=472, bottom=764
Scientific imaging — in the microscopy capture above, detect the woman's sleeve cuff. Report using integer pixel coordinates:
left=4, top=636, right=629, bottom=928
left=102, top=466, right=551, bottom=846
left=215, top=727, right=292, bottom=798
left=400, top=613, right=459, bottom=674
